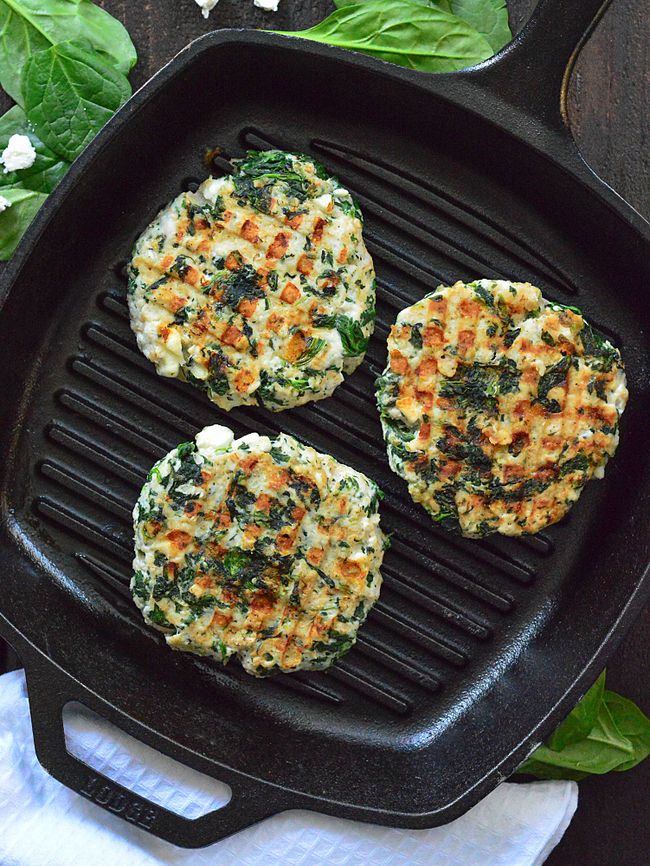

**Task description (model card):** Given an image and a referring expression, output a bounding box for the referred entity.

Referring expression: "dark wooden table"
[1,0,648,862]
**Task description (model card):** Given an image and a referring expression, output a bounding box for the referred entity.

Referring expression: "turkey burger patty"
[376,279,627,538]
[128,150,376,411]
[132,424,385,675]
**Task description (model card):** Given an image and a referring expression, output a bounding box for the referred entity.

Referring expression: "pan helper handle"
[19,641,295,847]
[471,0,614,124]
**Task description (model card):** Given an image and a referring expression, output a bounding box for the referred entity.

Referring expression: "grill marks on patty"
[132,432,385,675]
[128,151,375,412]
[377,280,627,538]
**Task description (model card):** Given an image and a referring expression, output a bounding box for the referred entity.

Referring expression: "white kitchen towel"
[0,669,577,866]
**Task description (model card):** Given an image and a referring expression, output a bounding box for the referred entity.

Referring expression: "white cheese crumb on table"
[195,0,280,15]
[1,134,36,172]
[195,0,219,18]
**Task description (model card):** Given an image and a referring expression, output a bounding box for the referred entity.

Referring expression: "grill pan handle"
[15,636,295,847]
[472,0,613,124]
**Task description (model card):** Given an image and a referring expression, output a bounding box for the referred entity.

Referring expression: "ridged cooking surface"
[29,130,619,720]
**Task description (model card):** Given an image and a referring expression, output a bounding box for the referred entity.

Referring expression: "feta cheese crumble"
[194,0,219,18]
[195,424,234,460]
[1,134,36,173]
[195,0,279,15]
[0,195,11,212]
[315,193,333,211]
[200,177,222,204]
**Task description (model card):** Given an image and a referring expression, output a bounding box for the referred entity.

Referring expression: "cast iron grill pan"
[0,0,649,847]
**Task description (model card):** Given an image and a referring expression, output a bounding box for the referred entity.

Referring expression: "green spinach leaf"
[603,690,650,771]
[432,0,510,52]
[517,672,650,780]
[295,336,327,367]
[449,0,510,51]
[335,0,511,53]
[23,40,131,162]
[519,701,635,780]
[335,314,369,357]
[547,671,605,751]
[0,0,136,104]
[0,185,47,259]
[273,0,494,73]
[0,104,69,192]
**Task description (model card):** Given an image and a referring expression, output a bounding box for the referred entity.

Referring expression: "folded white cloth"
[0,669,577,866]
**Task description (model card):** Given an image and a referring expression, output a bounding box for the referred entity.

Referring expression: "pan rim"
[1,26,649,835]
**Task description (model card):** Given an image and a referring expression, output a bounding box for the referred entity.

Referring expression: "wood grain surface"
[1,1,648,863]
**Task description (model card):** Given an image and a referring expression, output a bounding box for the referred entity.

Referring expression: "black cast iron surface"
[0,0,649,848]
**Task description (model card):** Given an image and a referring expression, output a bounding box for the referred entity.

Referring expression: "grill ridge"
[382,499,536,584]
[270,673,344,706]
[60,386,167,457]
[47,422,144,486]
[72,357,197,439]
[339,370,382,413]
[328,664,411,715]
[382,569,491,640]
[388,539,514,613]
[518,533,554,555]
[376,276,419,309]
[348,192,512,283]
[77,551,130,580]
[40,460,133,522]
[355,634,441,692]
[372,604,467,667]
[76,552,133,598]
[35,497,131,559]
[365,236,451,289]
[294,402,385,461]
[327,380,378,424]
